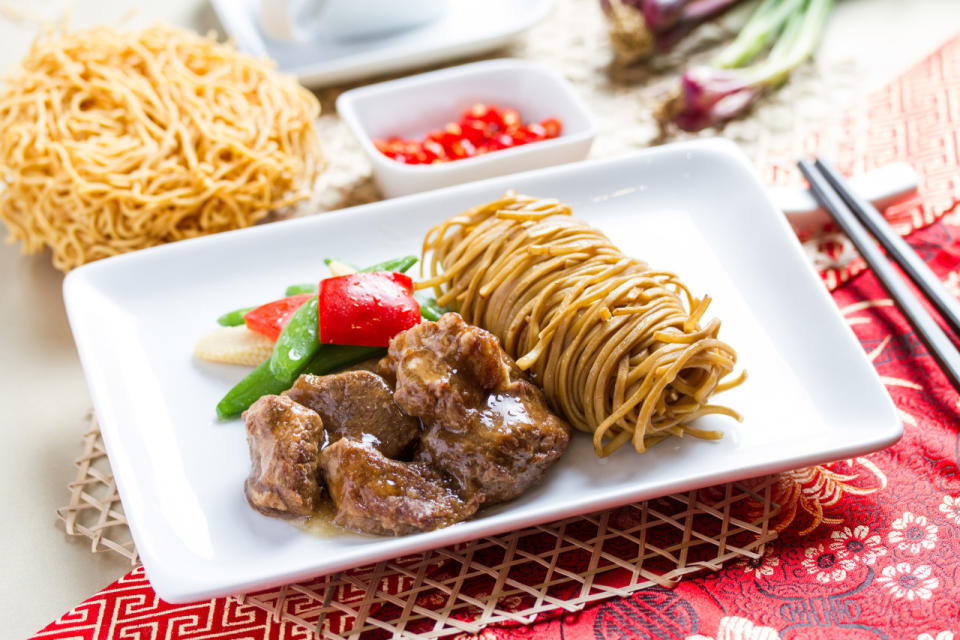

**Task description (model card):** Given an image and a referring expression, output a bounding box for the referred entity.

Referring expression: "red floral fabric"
[761,32,960,291]
[31,32,960,640]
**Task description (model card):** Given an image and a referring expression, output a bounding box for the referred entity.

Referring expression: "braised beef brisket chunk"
[244,313,572,534]
[339,357,383,374]
[243,394,328,518]
[283,370,419,459]
[320,438,481,536]
[384,313,571,505]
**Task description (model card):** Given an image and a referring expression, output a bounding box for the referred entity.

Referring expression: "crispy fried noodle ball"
[0,24,323,271]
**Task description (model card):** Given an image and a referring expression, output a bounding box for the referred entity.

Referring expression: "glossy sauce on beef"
[243,314,572,537]
[384,313,571,506]
[294,497,373,538]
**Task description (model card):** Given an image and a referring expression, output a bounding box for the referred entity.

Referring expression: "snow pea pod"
[217,306,255,327]
[362,255,417,274]
[418,296,448,322]
[216,345,384,420]
[218,257,417,325]
[284,283,316,296]
[268,255,419,383]
[269,295,320,383]
[215,359,290,420]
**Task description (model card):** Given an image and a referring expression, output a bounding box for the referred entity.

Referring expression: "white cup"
[259,0,446,42]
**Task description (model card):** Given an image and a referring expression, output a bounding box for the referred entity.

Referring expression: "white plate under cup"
[259,0,445,42]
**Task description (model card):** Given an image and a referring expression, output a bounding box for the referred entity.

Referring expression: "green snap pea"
[216,345,384,420]
[418,296,448,322]
[323,255,417,274]
[269,296,320,383]
[219,256,419,325]
[323,257,359,271]
[216,359,292,420]
[360,255,417,274]
[304,345,385,378]
[284,283,317,296]
[217,306,255,327]
[267,255,419,384]
[217,255,419,419]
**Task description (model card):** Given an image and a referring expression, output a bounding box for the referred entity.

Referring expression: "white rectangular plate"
[64,140,901,603]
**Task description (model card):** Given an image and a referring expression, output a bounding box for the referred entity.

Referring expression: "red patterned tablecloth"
[31,33,960,640]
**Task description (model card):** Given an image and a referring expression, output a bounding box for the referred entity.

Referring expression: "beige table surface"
[2,0,960,637]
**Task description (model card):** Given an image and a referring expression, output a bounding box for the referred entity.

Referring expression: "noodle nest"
[421,192,744,457]
[0,24,323,271]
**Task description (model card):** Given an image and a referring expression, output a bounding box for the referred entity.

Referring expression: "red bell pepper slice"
[244,293,313,341]
[317,272,421,347]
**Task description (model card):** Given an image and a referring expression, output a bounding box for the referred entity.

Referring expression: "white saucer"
[210,0,552,87]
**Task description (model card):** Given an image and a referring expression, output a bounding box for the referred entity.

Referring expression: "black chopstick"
[814,157,960,337]
[798,158,960,391]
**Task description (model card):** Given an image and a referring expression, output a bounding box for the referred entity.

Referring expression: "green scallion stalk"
[661,0,834,132]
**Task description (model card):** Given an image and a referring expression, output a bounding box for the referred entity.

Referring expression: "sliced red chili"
[373,104,562,165]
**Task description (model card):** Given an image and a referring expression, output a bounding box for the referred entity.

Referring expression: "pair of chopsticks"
[798,158,960,390]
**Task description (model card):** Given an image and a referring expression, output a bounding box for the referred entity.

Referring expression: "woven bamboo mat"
[58,414,780,639]
[56,416,137,565]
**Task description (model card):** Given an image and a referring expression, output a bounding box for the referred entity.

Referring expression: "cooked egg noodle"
[419,192,743,457]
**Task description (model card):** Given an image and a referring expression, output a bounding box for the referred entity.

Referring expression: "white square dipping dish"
[337,59,596,198]
[63,139,900,603]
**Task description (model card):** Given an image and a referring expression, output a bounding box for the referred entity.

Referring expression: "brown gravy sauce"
[292,495,376,539]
